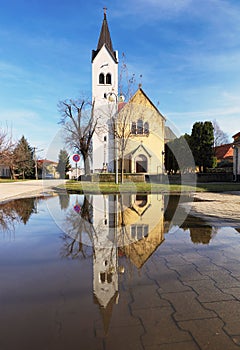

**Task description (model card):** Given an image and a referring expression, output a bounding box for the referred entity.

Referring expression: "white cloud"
[168,107,240,138]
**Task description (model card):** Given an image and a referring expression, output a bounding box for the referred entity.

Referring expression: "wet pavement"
[0,193,240,349]
[91,227,240,350]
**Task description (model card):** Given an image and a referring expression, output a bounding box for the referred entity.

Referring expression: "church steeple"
[92,9,117,62]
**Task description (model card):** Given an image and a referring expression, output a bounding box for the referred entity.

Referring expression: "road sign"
[72,154,80,163]
[74,204,81,213]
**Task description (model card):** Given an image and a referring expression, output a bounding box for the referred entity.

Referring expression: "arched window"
[135,194,148,207]
[135,154,147,173]
[100,272,105,283]
[106,73,112,85]
[137,119,143,134]
[144,122,149,135]
[131,121,137,134]
[99,73,104,84]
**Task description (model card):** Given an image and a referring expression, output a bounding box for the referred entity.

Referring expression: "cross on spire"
[103,7,107,17]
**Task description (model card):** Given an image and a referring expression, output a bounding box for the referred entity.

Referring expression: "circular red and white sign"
[72,154,80,162]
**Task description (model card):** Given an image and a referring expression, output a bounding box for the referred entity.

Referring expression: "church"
[91,10,165,176]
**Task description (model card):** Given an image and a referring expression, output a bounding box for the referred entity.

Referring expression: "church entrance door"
[135,155,148,173]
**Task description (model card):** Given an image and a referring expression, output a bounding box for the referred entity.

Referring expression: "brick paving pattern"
[94,228,240,349]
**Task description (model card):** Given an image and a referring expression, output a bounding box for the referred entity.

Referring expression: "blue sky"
[1,0,240,159]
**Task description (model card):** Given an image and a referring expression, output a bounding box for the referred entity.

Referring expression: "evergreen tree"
[56,149,71,178]
[190,121,214,172]
[165,134,194,174]
[13,136,34,179]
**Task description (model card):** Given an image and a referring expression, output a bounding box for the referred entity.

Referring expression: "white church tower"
[92,9,118,173]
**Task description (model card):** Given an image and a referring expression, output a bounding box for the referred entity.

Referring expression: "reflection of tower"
[92,195,119,332]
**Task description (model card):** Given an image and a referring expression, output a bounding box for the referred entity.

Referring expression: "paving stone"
[169,263,209,282]
[125,267,155,286]
[162,291,216,321]
[184,279,234,303]
[222,287,240,300]
[204,300,240,335]
[145,341,199,350]
[130,284,170,310]
[95,291,141,331]
[179,318,240,350]
[156,273,191,293]
[212,260,240,277]
[177,252,211,265]
[232,336,240,346]
[164,254,188,267]
[198,268,240,288]
[134,306,192,347]
[102,325,144,350]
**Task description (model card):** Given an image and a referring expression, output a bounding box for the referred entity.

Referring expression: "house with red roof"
[233,132,240,181]
[214,143,233,165]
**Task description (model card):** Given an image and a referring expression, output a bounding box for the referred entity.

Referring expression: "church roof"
[92,12,117,63]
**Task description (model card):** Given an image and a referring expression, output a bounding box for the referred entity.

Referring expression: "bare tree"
[108,101,135,183]
[0,126,16,178]
[58,99,99,175]
[213,120,229,148]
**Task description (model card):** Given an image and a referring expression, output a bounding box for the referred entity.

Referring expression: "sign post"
[72,154,80,180]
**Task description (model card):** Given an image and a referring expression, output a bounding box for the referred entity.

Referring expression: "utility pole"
[33,147,44,180]
[33,147,38,180]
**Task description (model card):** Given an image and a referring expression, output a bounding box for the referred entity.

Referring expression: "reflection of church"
[92,193,165,331]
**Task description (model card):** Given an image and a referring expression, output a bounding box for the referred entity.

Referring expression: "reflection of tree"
[14,198,36,224]
[0,198,37,232]
[189,226,217,244]
[60,195,94,259]
[58,193,70,210]
[164,194,222,244]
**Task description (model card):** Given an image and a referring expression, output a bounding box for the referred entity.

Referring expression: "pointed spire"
[92,9,117,62]
[97,9,114,52]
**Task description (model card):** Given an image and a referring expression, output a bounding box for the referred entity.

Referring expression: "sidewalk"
[0,179,66,203]
[182,191,240,224]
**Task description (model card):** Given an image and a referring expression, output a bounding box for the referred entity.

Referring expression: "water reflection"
[0,197,37,232]
[1,194,240,348]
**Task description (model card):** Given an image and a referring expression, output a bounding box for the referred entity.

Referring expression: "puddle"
[0,194,240,349]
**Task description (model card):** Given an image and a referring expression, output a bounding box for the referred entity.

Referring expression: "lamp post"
[161,150,165,183]
[104,92,119,184]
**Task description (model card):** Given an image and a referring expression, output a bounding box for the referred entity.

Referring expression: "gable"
[130,144,152,158]
[129,88,166,121]
[92,44,118,64]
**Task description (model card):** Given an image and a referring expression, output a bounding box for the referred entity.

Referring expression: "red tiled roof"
[214,143,233,160]
[233,132,240,140]
[37,159,57,165]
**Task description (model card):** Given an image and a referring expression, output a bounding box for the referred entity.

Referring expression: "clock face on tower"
[100,63,108,68]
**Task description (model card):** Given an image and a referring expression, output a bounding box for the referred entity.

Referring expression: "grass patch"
[0,179,30,183]
[58,180,240,194]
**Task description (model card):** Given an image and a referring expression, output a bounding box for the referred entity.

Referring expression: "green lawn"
[60,181,240,194]
[0,179,29,183]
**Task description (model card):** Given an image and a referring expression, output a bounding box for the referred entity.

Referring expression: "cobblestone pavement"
[93,228,240,350]
[182,191,240,223]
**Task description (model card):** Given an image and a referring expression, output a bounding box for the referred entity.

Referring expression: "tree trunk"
[120,150,124,184]
[83,153,91,175]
